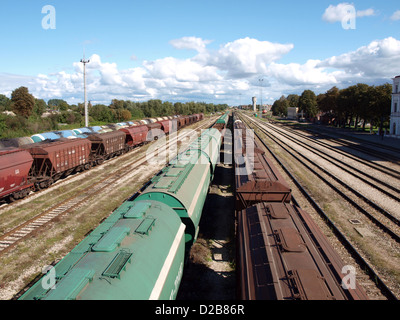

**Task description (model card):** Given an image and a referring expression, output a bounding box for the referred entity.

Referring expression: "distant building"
[252,97,257,112]
[287,107,298,120]
[390,75,400,138]
[1,111,16,117]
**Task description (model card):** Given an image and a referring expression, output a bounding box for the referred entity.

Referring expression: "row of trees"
[271,83,392,130]
[0,86,228,139]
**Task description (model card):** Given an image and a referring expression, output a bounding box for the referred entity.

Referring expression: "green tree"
[286,94,299,108]
[90,104,114,123]
[11,86,35,118]
[271,96,289,116]
[33,98,47,117]
[298,90,318,118]
[58,101,69,112]
[0,94,11,111]
[48,99,68,110]
[369,83,392,132]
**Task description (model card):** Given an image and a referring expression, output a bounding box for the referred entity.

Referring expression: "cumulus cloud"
[391,10,400,21]
[318,37,400,80]
[170,36,212,52]
[322,3,375,23]
[144,57,221,83]
[268,60,338,86]
[206,37,294,78]
[2,35,399,106]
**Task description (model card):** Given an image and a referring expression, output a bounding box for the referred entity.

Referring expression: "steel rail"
[276,122,400,179]
[239,113,398,300]
[249,117,400,239]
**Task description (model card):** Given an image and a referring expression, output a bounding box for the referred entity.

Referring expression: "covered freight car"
[22,138,92,189]
[145,123,164,141]
[0,148,34,202]
[119,125,148,149]
[177,117,186,130]
[156,120,171,135]
[87,131,126,165]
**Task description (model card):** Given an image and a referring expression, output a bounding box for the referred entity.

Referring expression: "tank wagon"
[233,113,368,300]
[19,126,222,300]
[213,111,229,131]
[136,128,222,249]
[0,114,204,203]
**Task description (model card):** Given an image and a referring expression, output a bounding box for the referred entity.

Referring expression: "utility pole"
[80,56,90,127]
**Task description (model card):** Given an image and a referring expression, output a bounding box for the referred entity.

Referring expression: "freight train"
[0,114,204,203]
[18,112,229,300]
[233,113,368,300]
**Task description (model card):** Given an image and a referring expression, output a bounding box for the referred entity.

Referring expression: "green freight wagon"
[19,200,186,300]
[136,128,222,249]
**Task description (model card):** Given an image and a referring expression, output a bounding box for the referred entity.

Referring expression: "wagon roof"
[86,130,126,142]
[22,138,90,155]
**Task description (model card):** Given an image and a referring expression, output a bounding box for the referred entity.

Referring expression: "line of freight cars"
[18,113,229,300]
[0,114,203,148]
[0,114,204,203]
[233,113,369,300]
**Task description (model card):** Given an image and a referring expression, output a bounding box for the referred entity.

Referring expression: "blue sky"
[0,0,399,105]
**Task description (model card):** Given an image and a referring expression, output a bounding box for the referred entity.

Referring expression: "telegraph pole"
[80,56,90,127]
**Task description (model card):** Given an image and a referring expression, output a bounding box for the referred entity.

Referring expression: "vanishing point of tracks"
[241,113,400,300]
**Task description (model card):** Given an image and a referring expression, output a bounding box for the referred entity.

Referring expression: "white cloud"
[357,8,375,17]
[322,3,375,23]
[323,3,355,23]
[1,36,399,106]
[206,37,294,78]
[170,36,212,52]
[391,10,400,21]
[268,60,338,86]
[318,37,400,79]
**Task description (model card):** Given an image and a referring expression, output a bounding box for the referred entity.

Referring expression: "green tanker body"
[215,112,229,125]
[19,200,186,300]
[136,128,221,248]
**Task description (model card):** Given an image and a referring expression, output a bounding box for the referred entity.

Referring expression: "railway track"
[275,122,400,180]
[267,124,400,203]
[234,114,368,300]
[240,113,399,300]
[303,125,400,165]
[250,120,400,241]
[0,118,216,257]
